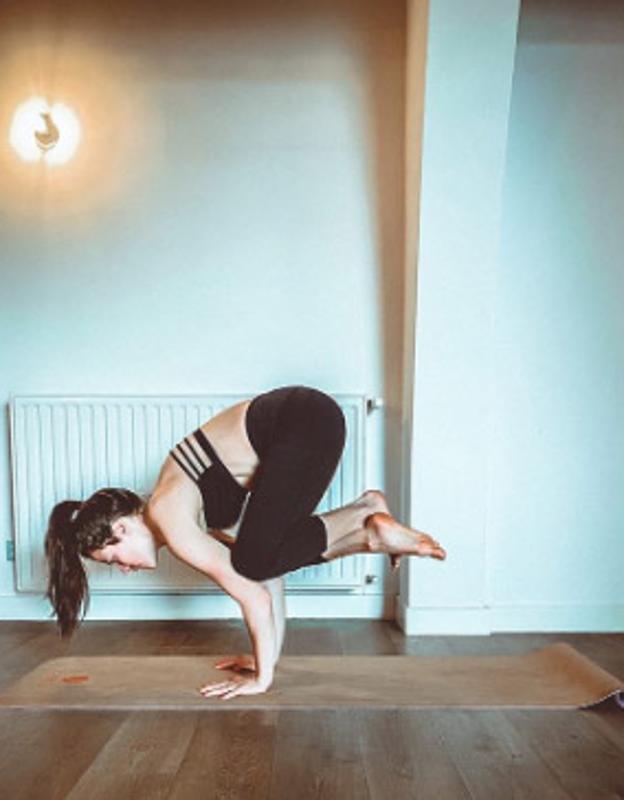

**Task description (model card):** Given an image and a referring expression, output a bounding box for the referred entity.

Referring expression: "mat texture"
[1,642,622,710]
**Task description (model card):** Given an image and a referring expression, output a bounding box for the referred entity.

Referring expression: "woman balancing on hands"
[45,385,446,700]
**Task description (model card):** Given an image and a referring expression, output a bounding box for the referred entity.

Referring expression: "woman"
[45,384,446,700]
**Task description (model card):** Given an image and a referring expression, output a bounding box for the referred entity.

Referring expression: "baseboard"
[0,592,394,621]
[3,594,622,632]
[396,598,624,634]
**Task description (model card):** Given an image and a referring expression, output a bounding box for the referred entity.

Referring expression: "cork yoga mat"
[1,643,622,710]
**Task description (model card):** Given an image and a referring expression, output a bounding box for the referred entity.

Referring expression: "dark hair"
[44,487,144,639]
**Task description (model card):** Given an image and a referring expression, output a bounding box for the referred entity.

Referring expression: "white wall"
[399,0,521,634]
[0,0,406,619]
[488,0,624,628]
[400,0,623,633]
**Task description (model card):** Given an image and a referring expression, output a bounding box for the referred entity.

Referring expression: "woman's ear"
[110,517,128,539]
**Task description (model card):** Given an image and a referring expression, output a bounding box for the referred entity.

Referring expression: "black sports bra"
[169,427,248,529]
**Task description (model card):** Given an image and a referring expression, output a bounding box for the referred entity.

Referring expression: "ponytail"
[44,500,90,639]
[44,487,144,639]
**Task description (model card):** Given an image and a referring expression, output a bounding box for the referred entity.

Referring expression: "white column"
[398,0,520,634]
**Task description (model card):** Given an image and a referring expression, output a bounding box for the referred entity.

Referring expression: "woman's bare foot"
[364,512,447,562]
[358,490,407,570]
[358,491,413,570]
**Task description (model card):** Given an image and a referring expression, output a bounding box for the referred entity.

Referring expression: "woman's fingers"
[200,683,228,696]
[199,677,259,700]
[200,680,237,696]
[214,654,255,672]
[221,687,245,700]
[200,676,271,701]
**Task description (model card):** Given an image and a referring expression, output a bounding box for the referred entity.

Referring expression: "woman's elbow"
[219,558,273,609]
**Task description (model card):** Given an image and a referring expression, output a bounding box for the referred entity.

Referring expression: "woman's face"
[89,514,159,573]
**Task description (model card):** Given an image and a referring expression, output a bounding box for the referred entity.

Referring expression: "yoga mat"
[0,643,622,710]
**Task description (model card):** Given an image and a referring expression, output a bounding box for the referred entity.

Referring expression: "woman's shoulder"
[147,466,201,524]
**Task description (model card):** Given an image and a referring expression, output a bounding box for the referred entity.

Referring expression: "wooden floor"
[0,621,622,799]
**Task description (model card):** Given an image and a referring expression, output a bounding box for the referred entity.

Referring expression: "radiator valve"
[366,397,384,414]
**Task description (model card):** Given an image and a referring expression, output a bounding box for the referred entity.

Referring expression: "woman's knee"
[231,546,273,582]
[294,389,345,442]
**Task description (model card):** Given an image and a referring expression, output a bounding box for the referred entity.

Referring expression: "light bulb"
[9,96,81,165]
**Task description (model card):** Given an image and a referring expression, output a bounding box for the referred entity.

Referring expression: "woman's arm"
[240,586,276,687]
[208,535,285,666]
[262,576,286,664]
[207,530,285,665]
[151,507,276,690]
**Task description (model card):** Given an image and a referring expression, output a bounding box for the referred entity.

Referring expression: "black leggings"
[230,386,346,581]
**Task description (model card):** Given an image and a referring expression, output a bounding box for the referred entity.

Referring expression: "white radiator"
[9,393,369,594]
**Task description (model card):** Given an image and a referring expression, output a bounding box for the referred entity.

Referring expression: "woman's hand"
[199,674,272,700]
[214,654,257,673]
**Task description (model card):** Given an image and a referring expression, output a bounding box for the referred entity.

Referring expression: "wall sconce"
[9,96,81,166]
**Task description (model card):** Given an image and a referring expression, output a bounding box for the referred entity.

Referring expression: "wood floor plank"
[67,620,182,656]
[337,619,400,655]
[445,709,576,800]
[315,708,371,799]
[506,709,624,800]
[385,626,456,656]
[0,709,124,800]
[0,621,49,652]
[0,628,72,690]
[168,709,277,800]
[269,709,348,800]
[359,708,472,800]
[283,618,344,656]
[63,711,198,800]
[582,706,624,755]
[432,710,524,800]
[156,619,250,656]
[441,633,551,657]
[268,707,370,799]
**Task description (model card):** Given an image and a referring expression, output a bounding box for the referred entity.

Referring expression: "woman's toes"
[364,512,447,561]
[414,533,447,560]
[430,545,447,560]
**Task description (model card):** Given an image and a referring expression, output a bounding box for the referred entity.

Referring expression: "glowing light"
[9,96,81,166]
[0,41,160,222]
